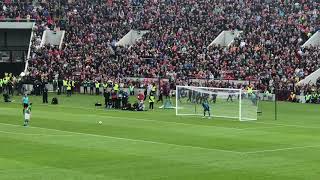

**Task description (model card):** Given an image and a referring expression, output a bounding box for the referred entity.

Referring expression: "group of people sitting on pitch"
[102,84,157,111]
[305,92,320,104]
[287,91,320,104]
[103,89,130,110]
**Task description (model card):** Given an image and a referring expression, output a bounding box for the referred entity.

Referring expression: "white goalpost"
[175,86,259,121]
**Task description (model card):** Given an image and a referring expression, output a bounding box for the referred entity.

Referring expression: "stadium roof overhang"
[0,22,35,29]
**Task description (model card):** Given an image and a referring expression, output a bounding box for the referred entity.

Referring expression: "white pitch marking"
[2,105,313,132]
[246,121,320,129]
[0,122,243,154]
[0,106,250,131]
[0,130,75,137]
[244,144,320,154]
[1,124,318,155]
[51,110,316,131]
[74,114,288,132]
[75,111,318,132]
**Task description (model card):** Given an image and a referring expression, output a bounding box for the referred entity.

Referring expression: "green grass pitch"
[0,94,320,180]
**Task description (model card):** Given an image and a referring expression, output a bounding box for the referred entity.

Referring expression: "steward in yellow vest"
[95,82,100,95]
[113,83,119,92]
[67,84,72,96]
[71,80,75,93]
[63,80,67,86]
[3,78,8,85]
[103,83,108,90]
[149,93,155,110]
[151,83,156,93]
[3,78,8,92]
[63,80,68,93]
[0,79,3,93]
[288,92,296,102]
[305,94,312,103]
[247,85,253,94]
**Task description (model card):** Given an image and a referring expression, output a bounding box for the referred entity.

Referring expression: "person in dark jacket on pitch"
[43,87,48,103]
[157,88,163,103]
[58,79,63,95]
[103,89,110,108]
[122,91,129,108]
[144,88,147,101]
[83,80,88,94]
[116,91,123,109]
[90,80,94,95]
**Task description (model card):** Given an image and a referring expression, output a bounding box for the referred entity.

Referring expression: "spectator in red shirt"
[137,91,145,102]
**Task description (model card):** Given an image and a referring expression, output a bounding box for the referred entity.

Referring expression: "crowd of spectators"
[1,0,320,95]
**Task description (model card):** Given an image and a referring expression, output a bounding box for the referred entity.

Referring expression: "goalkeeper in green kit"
[202,100,211,119]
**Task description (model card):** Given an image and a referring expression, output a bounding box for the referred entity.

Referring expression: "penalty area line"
[245,121,320,129]
[244,144,320,154]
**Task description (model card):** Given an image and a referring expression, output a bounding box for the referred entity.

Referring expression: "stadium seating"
[1,0,319,94]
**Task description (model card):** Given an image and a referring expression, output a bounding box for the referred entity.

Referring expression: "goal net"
[175,86,258,121]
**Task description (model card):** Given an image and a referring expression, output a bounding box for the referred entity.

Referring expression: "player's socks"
[207,112,211,119]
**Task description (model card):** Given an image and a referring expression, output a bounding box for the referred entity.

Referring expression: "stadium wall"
[302,31,320,47]
[116,30,149,47]
[208,30,242,47]
[298,68,320,85]
[40,30,65,49]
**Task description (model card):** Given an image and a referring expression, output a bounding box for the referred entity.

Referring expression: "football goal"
[175,86,259,121]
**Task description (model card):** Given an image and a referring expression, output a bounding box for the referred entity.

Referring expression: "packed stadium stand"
[0,0,319,99]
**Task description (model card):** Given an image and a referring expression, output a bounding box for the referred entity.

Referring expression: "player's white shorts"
[25,113,31,120]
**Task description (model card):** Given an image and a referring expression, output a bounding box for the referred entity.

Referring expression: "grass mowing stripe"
[0,106,263,132]
[50,112,320,132]
[0,122,243,154]
[2,123,315,154]
[2,95,320,179]
[2,105,247,131]
[0,130,76,136]
[6,101,319,131]
[2,105,307,132]
[36,109,320,131]
[0,157,113,180]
